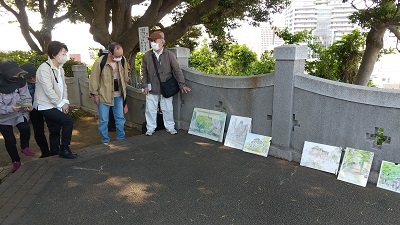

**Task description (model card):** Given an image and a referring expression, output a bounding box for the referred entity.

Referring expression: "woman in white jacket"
[35,41,76,159]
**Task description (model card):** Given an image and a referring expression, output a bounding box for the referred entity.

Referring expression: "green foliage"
[189,41,275,76]
[307,30,365,83]
[371,127,391,146]
[63,59,83,77]
[189,40,219,74]
[348,1,400,28]
[0,50,82,77]
[272,27,314,44]
[135,52,145,78]
[167,26,203,51]
[223,44,257,75]
[0,50,47,68]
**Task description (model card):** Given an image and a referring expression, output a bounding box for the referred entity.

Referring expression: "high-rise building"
[260,26,285,52]
[284,0,358,47]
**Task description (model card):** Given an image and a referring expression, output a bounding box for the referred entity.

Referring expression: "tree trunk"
[354,26,386,86]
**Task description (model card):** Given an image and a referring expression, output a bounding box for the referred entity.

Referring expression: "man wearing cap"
[89,42,130,143]
[141,31,191,136]
[0,60,35,172]
[21,62,51,158]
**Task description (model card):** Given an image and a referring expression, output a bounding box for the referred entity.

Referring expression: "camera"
[98,49,108,57]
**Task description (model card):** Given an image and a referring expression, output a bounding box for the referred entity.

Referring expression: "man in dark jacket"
[141,31,191,136]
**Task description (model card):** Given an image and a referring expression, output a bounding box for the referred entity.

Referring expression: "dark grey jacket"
[141,49,186,95]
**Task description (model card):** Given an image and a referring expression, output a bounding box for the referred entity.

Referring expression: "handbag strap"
[151,53,162,84]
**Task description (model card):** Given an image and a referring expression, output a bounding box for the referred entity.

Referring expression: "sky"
[0,12,102,63]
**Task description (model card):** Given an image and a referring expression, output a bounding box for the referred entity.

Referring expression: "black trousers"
[0,118,30,162]
[40,108,73,153]
[29,109,50,155]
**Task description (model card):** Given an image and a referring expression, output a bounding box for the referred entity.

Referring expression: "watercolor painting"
[377,160,400,193]
[337,147,374,187]
[300,141,342,174]
[224,115,252,150]
[242,133,271,157]
[188,108,227,142]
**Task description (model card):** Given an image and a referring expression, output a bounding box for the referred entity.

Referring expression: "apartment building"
[284,0,358,47]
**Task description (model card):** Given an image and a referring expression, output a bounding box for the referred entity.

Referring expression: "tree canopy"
[0,0,81,54]
[0,0,289,65]
[346,0,400,85]
[189,40,275,76]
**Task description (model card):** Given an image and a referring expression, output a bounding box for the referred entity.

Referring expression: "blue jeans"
[98,96,125,142]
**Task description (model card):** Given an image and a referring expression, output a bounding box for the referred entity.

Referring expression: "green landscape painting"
[377,161,400,194]
[337,147,374,187]
[188,108,227,142]
[242,133,271,157]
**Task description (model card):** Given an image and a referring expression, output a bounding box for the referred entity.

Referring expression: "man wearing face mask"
[141,31,191,136]
[35,41,77,159]
[89,42,130,143]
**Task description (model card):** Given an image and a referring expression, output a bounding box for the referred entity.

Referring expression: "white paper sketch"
[224,115,252,150]
[300,141,342,174]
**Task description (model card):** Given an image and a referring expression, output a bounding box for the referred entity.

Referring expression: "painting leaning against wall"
[188,108,227,142]
[377,160,400,194]
[337,147,374,187]
[300,141,342,175]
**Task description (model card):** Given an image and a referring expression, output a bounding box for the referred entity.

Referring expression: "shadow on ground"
[15,132,400,224]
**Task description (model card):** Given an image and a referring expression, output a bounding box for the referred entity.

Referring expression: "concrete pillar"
[72,65,88,107]
[168,47,190,67]
[272,45,308,152]
[167,47,190,130]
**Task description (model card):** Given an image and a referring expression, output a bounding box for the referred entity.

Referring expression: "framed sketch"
[300,141,342,174]
[188,108,227,142]
[377,160,400,194]
[224,115,252,150]
[337,147,374,187]
[242,133,271,157]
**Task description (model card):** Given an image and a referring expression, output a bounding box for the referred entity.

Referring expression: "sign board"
[138,27,150,52]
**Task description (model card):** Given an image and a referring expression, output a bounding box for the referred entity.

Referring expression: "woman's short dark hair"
[47,41,68,59]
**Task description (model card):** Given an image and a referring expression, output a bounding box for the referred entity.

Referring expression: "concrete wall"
[69,45,400,183]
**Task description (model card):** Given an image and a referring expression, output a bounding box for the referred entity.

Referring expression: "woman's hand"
[62,103,69,114]
[12,104,21,112]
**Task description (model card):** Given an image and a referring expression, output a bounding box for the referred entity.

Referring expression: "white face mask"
[57,55,68,64]
[151,42,160,51]
[113,57,122,62]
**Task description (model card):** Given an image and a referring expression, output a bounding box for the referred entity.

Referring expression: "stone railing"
[69,46,400,183]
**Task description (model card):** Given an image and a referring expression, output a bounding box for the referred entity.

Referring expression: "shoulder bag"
[151,54,180,98]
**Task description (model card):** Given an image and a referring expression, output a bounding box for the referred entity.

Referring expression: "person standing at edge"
[21,62,52,158]
[89,42,130,143]
[0,60,35,172]
[35,41,77,159]
[141,31,191,136]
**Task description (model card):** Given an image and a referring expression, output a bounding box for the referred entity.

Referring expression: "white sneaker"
[166,129,177,135]
[146,131,154,136]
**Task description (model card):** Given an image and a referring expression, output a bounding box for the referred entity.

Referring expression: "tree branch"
[0,0,43,52]
[163,0,221,43]
[388,25,400,40]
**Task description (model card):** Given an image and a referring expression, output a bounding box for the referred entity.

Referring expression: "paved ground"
[1,131,400,225]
